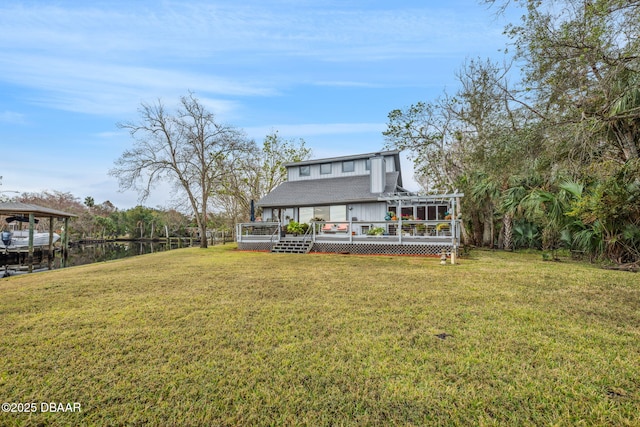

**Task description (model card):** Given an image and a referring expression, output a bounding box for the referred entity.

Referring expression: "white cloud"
[0,111,26,124]
[0,53,273,115]
[0,1,512,116]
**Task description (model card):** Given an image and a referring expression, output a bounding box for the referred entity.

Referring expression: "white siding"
[287,154,397,183]
[384,155,396,172]
[287,158,371,182]
[349,202,388,222]
[370,156,386,193]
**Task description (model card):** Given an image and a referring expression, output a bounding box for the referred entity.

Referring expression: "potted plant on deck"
[367,226,385,236]
[286,221,307,236]
[436,222,450,235]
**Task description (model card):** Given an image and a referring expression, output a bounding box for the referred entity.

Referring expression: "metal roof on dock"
[0,202,77,218]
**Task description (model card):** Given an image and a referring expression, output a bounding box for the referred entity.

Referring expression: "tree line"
[8,191,195,241]
[384,0,640,266]
[6,113,309,243]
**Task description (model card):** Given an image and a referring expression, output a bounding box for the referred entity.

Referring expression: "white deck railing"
[237,219,461,246]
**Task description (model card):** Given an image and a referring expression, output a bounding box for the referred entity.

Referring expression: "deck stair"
[271,238,313,254]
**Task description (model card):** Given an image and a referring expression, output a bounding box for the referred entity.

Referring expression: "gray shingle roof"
[257,172,400,207]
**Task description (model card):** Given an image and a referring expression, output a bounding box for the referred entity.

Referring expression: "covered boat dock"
[0,202,77,275]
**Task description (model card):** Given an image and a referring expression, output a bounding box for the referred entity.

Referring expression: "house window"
[320,163,332,174]
[330,205,347,222]
[401,207,413,218]
[299,205,347,223]
[299,207,314,224]
[342,161,355,173]
[299,165,310,177]
[437,205,448,219]
[314,206,330,220]
[365,159,371,171]
[427,206,436,220]
[426,205,448,220]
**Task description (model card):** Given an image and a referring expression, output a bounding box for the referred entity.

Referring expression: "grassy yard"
[0,246,639,426]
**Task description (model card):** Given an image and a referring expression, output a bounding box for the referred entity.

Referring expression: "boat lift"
[0,202,76,275]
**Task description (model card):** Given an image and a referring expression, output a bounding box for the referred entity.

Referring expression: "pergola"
[377,192,464,261]
[0,202,77,273]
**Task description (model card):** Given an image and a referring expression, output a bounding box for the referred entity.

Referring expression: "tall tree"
[213,131,311,225]
[385,58,537,246]
[384,99,461,191]
[492,0,640,165]
[84,196,95,211]
[110,92,255,248]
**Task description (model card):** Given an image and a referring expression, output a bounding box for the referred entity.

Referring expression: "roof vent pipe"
[370,155,386,193]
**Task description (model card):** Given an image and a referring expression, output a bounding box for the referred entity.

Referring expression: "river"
[61,241,196,268]
[1,240,201,275]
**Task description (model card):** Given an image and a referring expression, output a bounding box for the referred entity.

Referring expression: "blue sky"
[0,0,516,209]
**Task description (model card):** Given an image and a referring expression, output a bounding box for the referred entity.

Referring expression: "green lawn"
[1,246,639,426]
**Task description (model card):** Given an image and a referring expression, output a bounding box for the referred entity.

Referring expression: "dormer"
[285,150,402,188]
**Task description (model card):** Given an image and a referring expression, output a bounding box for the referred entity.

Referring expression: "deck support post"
[48,216,54,270]
[451,197,457,265]
[28,213,35,273]
[61,217,70,268]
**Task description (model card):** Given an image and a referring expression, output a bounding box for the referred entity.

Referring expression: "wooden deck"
[236,221,461,256]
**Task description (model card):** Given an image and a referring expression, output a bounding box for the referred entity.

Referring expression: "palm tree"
[607,68,640,161]
[496,173,544,251]
[514,180,584,258]
[468,172,500,248]
[564,163,640,264]
[500,184,528,251]
[84,196,95,212]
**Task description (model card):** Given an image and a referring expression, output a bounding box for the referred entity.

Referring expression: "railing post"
[450,196,457,262]
[398,199,402,244]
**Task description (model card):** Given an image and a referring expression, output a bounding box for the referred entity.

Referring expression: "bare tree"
[212,130,311,225]
[110,92,255,248]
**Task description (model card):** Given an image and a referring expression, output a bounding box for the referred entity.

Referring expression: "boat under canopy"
[0,201,76,274]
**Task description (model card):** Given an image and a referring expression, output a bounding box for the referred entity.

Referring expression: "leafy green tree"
[122,206,162,239]
[384,99,461,191]
[499,172,546,250]
[478,0,640,264]
[94,216,116,240]
[213,130,311,226]
[565,161,640,263]
[490,0,640,165]
[158,209,191,238]
[84,196,95,211]
[385,58,539,246]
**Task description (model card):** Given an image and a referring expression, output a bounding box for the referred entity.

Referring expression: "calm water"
[61,241,193,268]
[1,241,197,273]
